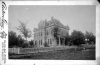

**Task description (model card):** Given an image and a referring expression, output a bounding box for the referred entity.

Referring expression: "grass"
[9,45,95,60]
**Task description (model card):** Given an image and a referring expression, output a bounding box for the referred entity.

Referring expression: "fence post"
[14,48,15,53]
[18,48,20,54]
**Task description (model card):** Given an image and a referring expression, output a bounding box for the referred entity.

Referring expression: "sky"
[9,5,96,40]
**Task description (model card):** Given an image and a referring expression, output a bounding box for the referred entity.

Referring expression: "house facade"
[34,17,70,47]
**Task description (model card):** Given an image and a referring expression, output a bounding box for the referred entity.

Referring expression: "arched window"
[35,41,37,46]
[62,31,63,35]
[39,32,40,36]
[38,32,39,37]
[48,30,49,35]
[48,39,49,44]
[41,31,42,36]
[37,33,38,37]
[39,32,41,36]
[35,41,36,44]
[49,30,50,35]
[47,30,48,35]
[40,40,41,45]
[38,32,40,36]
[39,40,40,45]
[34,34,35,38]
[41,40,42,45]
[50,39,52,44]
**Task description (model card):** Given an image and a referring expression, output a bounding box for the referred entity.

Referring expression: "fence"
[9,48,20,54]
[9,46,78,54]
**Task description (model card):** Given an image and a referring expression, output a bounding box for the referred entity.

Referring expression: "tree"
[9,31,18,48]
[85,31,95,44]
[29,40,34,48]
[71,30,85,45]
[65,35,71,45]
[17,35,24,47]
[9,31,25,48]
[51,26,60,45]
[16,20,31,43]
[44,42,49,47]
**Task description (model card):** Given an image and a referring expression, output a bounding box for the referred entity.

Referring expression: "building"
[34,17,70,47]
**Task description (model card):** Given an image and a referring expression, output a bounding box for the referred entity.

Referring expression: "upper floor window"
[37,33,38,37]
[47,30,48,35]
[41,31,42,36]
[38,32,40,36]
[39,32,40,37]
[39,40,40,45]
[34,33,36,38]
[50,39,52,44]
[48,30,49,35]
[36,33,37,37]
[39,32,41,36]
[62,31,63,35]
[48,39,49,44]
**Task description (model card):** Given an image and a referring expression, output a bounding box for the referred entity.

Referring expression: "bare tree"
[16,20,31,43]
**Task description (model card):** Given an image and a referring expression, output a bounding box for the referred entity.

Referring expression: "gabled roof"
[34,17,70,32]
[47,17,69,29]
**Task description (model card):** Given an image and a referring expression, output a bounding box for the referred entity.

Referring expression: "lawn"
[9,45,95,60]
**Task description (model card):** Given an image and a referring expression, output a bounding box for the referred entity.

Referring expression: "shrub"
[29,40,34,48]
[44,42,49,47]
[85,31,95,44]
[65,35,71,45]
[9,31,19,48]
[70,30,85,46]
[20,43,29,48]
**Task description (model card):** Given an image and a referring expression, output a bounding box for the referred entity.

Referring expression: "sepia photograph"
[8,5,96,60]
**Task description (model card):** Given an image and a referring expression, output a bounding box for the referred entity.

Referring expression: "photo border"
[0,1,100,65]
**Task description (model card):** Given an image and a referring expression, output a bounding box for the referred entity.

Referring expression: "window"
[40,40,41,45]
[39,32,40,36]
[34,34,35,38]
[41,40,42,45]
[48,30,49,35]
[35,41,36,44]
[50,39,52,44]
[48,39,49,44]
[49,30,51,35]
[41,31,42,36]
[38,32,39,37]
[62,31,63,35]
[39,32,41,36]
[39,40,40,45]
[37,33,38,37]
[47,31,48,35]
[38,33,39,37]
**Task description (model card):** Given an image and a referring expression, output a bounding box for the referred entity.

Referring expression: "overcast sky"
[9,5,96,40]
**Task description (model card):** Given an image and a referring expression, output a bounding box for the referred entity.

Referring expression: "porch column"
[63,38,65,45]
[59,37,61,46]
